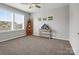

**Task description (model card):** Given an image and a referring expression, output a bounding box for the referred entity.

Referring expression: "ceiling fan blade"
[32,3,40,4]
[29,6,32,9]
[21,3,31,5]
[35,5,41,8]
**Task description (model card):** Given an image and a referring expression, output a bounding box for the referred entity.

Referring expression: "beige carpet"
[0,36,74,55]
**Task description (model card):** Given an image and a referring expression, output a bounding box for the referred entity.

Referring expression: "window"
[14,13,24,30]
[0,9,12,31]
[0,8,25,32]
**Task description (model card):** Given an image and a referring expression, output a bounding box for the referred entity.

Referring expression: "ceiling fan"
[21,3,41,9]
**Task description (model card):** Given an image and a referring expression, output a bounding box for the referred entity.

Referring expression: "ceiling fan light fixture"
[20,3,41,9]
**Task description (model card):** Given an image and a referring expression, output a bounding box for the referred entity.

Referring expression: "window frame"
[13,13,24,30]
[0,7,25,32]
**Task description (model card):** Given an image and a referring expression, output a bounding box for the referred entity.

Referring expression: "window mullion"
[22,16,24,29]
[11,13,13,30]
[11,13,15,30]
[13,13,15,30]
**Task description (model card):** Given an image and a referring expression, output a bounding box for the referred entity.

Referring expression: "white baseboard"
[33,35,69,41]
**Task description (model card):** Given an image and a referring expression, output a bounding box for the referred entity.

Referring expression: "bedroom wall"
[32,5,69,40]
[69,4,79,55]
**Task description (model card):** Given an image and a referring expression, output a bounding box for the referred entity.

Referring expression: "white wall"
[69,4,79,55]
[32,5,69,40]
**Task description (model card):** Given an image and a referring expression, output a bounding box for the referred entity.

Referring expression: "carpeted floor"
[0,36,74,55]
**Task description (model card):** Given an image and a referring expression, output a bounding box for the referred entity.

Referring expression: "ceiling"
[4,3,69,13]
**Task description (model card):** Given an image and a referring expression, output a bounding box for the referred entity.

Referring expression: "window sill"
[0,29,25,33]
